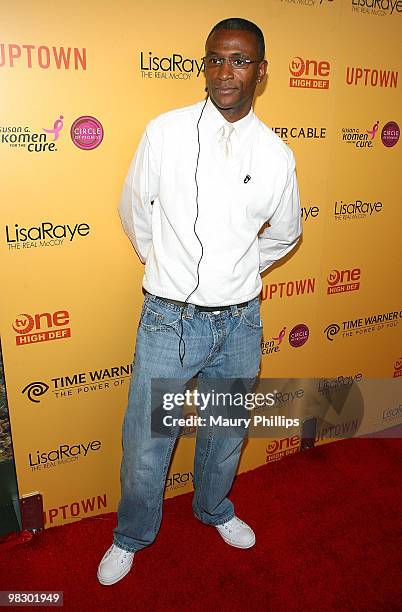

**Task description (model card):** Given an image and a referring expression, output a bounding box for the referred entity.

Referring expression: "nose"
[216,58,235,81]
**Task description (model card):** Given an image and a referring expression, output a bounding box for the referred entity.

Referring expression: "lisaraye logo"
[351,0,402,17]
[5,221,90,250]
[140,51,204,80]
[334,199,383,221]
[29,440,102,471]
[165,471,194,491]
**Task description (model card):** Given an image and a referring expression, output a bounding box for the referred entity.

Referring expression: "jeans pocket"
[140,300,182,333]
[240,300,263,330]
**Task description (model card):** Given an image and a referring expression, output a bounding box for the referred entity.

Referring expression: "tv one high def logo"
[289,56,330,89]
[394,358,402,379]
[327,268,361,294]
[12,310,71,346]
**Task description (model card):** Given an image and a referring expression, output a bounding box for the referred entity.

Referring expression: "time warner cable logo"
[324,309,401,341]
[21,363,133,402]
[22,381,50,402]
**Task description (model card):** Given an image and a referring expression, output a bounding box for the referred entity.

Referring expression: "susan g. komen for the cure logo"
[261,326,286,356]
[342,120,379,148]
[342,121,399,149]
[13,310,71,346]
[0,114,64,153]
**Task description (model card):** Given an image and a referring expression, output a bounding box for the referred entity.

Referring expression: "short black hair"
[206,18,265,61]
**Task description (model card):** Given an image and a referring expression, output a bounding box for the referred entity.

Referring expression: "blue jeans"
[113,293,262,552]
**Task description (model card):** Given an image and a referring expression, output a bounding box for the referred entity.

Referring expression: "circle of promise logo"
[70,116,104,150]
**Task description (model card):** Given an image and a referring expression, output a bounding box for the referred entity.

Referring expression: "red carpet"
[1,438,401,611]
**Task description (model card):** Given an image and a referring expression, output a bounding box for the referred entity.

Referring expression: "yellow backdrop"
[0,0,401,527]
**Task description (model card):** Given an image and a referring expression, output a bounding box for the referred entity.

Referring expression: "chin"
[211,93,238,110]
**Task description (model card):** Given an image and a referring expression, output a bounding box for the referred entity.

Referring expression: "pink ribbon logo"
[273,326,286,346]
[366,120,379,140]
[43,115,64,141]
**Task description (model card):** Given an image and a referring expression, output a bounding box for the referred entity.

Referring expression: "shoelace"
[222,518,245,533]
[106,546,131,563]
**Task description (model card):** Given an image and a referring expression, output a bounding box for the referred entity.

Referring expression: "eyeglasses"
[203,55,260,70]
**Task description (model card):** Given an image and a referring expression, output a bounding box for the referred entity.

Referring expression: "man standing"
[98,17,301,585]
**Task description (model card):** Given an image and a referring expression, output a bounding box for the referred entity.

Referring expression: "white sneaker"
[97,544,135,585]
[215,516,256,549]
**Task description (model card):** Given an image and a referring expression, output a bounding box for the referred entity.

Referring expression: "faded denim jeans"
[113,293,262,552]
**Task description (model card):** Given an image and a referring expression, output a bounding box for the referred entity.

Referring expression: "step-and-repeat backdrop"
[1,0,401,527]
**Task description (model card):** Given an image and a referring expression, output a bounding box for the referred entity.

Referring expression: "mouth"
[214,87,237,95]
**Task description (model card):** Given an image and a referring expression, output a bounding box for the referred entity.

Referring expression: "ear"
[257,59,268,83]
